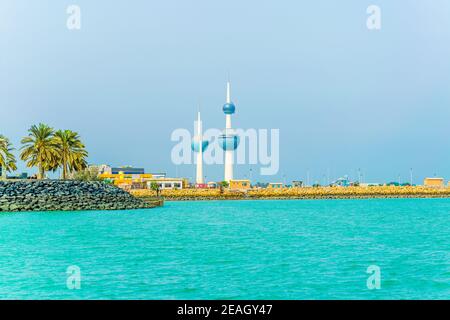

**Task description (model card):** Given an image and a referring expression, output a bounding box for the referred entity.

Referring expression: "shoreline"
[160,194,450,201]
[132,186,450,202]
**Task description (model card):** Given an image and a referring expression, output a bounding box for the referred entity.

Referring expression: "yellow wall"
[99,172,155,186]
[268,183,283,189]
[424,178,444,187]
[229,180,251,190]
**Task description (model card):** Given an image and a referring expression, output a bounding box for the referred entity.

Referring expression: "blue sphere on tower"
[218,81,240,181]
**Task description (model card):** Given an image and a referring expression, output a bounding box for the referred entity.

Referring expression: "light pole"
[410,168,413,185]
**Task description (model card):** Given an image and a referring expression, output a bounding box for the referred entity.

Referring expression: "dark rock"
[0,180,157,212]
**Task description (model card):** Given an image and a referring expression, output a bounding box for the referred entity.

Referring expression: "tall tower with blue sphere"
[191,111,209,185]
[218,81,240,182]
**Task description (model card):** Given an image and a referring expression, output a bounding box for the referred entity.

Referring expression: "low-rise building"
[229,180,251,190]
[149,179,185,190]
[111,166,144,175]
[331,177,350,187]
[268,182,284,189]
[292,181,303,188]
[97,165,186,190]
[424,177,444,188]
[207,182,218,189]
[99,171,153,184]
[151,173,167,179]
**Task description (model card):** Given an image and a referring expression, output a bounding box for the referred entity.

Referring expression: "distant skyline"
[2,1,450,183]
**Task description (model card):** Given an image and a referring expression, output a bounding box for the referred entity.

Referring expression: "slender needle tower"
[191,111,209,185]
[219,81,240,182]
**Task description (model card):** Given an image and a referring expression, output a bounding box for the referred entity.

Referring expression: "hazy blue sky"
[1,1,450,183]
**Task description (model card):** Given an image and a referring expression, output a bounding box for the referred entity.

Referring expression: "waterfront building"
[254,182,269,188]
[218,81,240,182]
[92,165,166,177]
[98,167,186,190]
[331,176,351,187]
[292,181,303,188]
[149,179,186,190]
[268,183,284,189]
[111,167,145,175]
[99,171,153,184]
[0,166,25,180]
[207,182,218,189]
[424,177,444,188]
[3,172,28,180]
[150,173,167,179]
[229,179,251,190]
[191,112,209,185]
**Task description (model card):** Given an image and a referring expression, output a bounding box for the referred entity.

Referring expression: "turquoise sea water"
[0,199,449,300]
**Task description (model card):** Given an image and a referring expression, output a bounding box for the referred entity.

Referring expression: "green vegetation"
[72,166,101,181]
[150,181,161,197]
[219,181,229,194]
[20,124,58,179]
[0,135,17,179]
[17,123,89,180]
[54,130,88,179]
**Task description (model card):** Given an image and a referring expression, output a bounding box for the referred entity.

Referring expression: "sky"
[1,0,450,184]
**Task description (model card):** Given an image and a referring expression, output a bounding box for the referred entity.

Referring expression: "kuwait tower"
[191,111,209,184]
[218,81,240,182]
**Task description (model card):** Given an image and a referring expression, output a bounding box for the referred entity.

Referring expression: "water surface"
[0,199,449,299]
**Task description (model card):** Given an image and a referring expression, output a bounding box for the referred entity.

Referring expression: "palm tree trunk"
[62,158,67,180]
[1,165,6,180]
[39,164,45,180]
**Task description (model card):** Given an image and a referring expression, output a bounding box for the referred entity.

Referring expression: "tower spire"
[191,109,209,185]
[197,111,201,136]
[219,79,239,182]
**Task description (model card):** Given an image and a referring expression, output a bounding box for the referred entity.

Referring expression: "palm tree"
[0,135,17,179]
[150,181,161,197]
[20,124,58,180]
[53,130,88,179]
[219,180,229,194]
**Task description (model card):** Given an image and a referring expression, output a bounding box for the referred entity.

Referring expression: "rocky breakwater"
[0,180,158,212]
